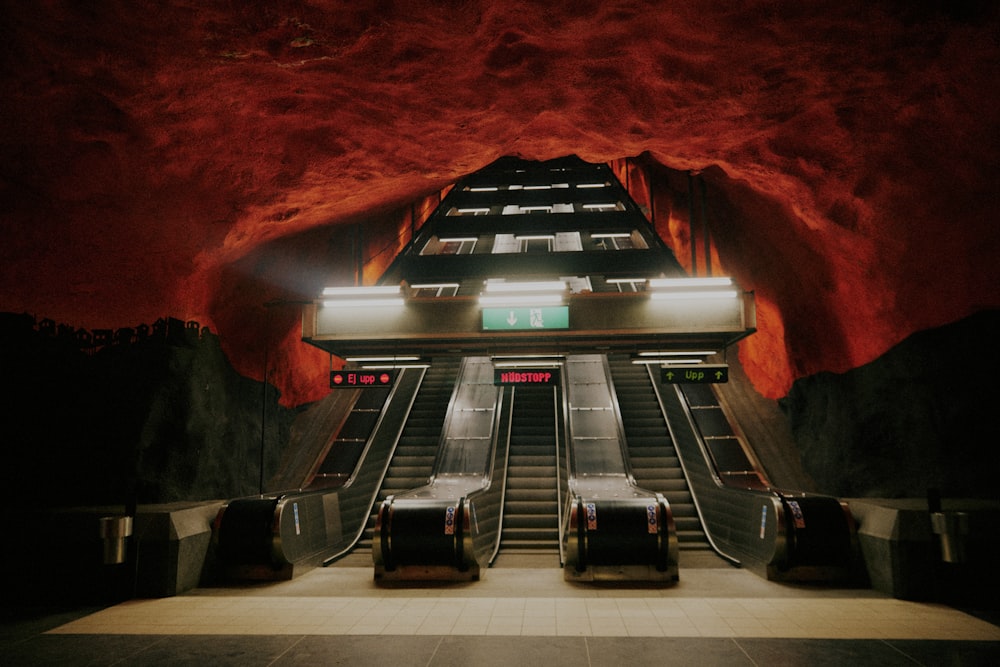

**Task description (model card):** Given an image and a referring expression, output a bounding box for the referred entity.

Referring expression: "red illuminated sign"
[330,370,395,388]
[493,368,561,386]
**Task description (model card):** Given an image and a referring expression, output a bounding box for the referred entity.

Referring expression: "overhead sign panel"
[660,364,729,384]
[494,368,561,386]
[330,370,396,388]
[481,306,569,331]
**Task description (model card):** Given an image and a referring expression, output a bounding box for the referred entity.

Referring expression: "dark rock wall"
[0,314,294,508]
[781,310,1000,498]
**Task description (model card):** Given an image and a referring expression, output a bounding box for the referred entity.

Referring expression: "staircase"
[608,357,710,551]
[500,384,561,552]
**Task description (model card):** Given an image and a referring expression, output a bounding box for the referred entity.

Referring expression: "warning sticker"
[760,504,768,539]
[647,504,658,534]
[445,506,456,535]
[787,500,806,529]
[586,503,597,530]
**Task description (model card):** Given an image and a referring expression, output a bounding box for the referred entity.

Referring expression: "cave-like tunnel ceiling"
[2,1,999,406]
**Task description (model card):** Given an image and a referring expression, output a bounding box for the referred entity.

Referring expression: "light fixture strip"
[637,351,716,357]
[322,298,405,308]
[631,358,704,365]
[322,285,401,296]
[485,280,566,293]
[479,294,564,307]
[649,290,738,300]
[647,277,733,288]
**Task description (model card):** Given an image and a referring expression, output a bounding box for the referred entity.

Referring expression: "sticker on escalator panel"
[445,506,455,535]
[586,503,597,530]
[787,500,806,529]
[647,504,658,534]
[760,504,767,539]
[293,502,301,536]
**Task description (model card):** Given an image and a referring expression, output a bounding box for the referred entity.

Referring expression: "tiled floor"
[4,557,999,666]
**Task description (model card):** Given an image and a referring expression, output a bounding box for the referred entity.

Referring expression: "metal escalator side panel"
[431,357,501,480]
[563,354,630,482]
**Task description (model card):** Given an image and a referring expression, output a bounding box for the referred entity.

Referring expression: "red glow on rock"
[2,2,999,405]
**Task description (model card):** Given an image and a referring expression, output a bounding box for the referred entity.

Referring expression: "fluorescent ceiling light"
[485,280,566,293]
[322,285,401,296]
[469,186,498,192]
[492,354,565,360]
[322,298,405,307]
[648,277,733,288]
[479,294,564,307]
[576,182,609,188]
[631,358,704,365]
[649,290,738,300]
[346,356,420,362]
[592,233,631,239]
[637,351,716,357]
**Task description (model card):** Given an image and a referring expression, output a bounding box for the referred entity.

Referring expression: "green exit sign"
[660,365,729,384]
[482,306,569,331]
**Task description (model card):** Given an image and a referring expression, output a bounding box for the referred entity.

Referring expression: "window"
[582,202,625,212]
[591,231,647,250]
[501,203,574,215]
[517,235,554,253]
[553,232,583,252]
[563,275,593,294]
[410,283,460,297]
[420,236,478,255]
[446,207,491,216]
[606,278,647,293]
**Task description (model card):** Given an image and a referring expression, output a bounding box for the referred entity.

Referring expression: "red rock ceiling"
[2,1,999,406]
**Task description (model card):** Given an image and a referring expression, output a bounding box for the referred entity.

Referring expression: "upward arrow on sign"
[660,364,729,384]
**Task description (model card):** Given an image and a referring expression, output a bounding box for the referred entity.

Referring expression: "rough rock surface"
[781,309,1000,499]
[2,1,999,407]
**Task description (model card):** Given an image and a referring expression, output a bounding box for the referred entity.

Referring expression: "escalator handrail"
[481,385,513,565]
[552,381,567,566]
[343,367,425,489]
[602,354,646,489]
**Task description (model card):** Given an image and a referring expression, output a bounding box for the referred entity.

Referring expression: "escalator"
[561,354,679,582]
[649,366,858,582]
[307,385,393,489]
[215,365,426,578]
[498,384,561,555]
[372,357,508,580]
[359,357,461,551]
[608,356,709,553]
